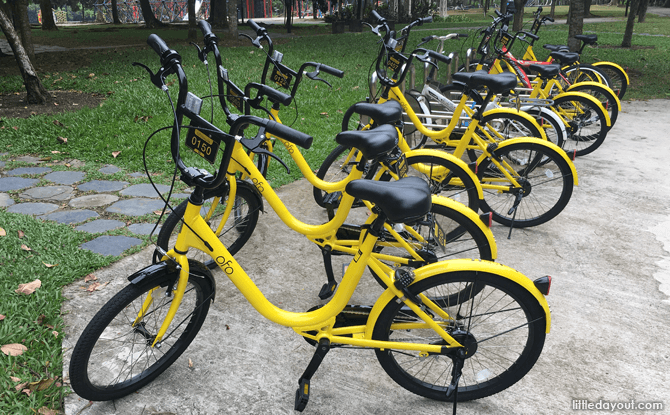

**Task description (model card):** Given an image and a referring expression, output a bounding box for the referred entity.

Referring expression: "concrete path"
[0,157,187,256]
[61,100,670,415]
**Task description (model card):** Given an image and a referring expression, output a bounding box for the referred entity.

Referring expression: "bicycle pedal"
[323,191,342,208]
[318,281,337,300]
[294,379,310,412]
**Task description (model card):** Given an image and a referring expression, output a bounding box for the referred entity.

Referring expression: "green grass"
[1,8,669,412]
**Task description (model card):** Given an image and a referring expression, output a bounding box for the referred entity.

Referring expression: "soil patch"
[0,90,105,119]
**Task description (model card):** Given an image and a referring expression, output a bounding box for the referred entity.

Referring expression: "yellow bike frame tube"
[151,252,190,345]
[478,107,548,141]
[364,259,552,336]
[565,81,621,111]
[214,176,236,236]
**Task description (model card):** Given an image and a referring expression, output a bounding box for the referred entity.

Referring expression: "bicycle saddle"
[528,63,561,79]
[335,124,398,160]
[574,34,598,44]
[549,51,580,65]
[350,100,403,125]
[452,71,517,95]
[543,44,570,52]
[345,177,431,224]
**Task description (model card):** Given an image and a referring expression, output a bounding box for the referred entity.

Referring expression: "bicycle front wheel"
[69,260,214,401]
[592,62,628,99]
[468,111,546,162]
[551,93,609,157]
[373,270,546,402]
[313,144,363,208]
[157,185,261,269]
[478,141,574,227]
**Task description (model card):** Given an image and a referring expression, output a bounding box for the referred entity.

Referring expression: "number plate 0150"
[186,128,220,164]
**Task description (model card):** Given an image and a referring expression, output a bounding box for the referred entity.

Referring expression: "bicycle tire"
[551,93,609,157]
[373,270,546,402]
[69,260,214,401]
[312,144,362,208]
[157,186,261,269]
[592,62,628,99]
[478,141,574,227]
[521,107,566,149]
[567,83,619,128]
[562,63,612,89]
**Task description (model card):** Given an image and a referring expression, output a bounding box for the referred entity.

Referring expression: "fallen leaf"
[84,274,97,282]
[15,279,41,295]
[0,227,5,236]
[88,73,95,78]
[86,281,109,292]
[50,150,61,154]
[36,314,46,325]
[0,314,5,321]
[22,388,31,396]
[10,376,21,382]
[28,378,55,392]
[65,163,71,167]
[112,151,121,158]
[52,331,59,338]
[1,343,27,356]
[57,136,68,144]
[38,407,59,415]
[21,244,32,251]
[154,210,163,215]
[43,262,58,268]
[14,381,29,391]
[320,112,328,115]
[12,126,18,130]
[18,230,24,238]
[39,157,52,162]
[53,102,58,106]
[52,120,66,128]
[188,358,194,368]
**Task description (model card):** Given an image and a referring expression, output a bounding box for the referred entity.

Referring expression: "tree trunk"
[0,6,52,104]
[513,0,524,30]
[501,0,507,15]
[637,0,649,22]
[621,0,639,46]
[285,0,292,32]
[9,0,34,61]
[138,0,164,27]
[209,0,228,29]
[227,0,238,37]
[567,0,584,51]
[111,0,120,23]
[550,0,557,18]
[583,0,592,18]
[39,0,57,30]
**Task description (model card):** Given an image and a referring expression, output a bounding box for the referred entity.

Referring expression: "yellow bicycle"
[68,35,552,413]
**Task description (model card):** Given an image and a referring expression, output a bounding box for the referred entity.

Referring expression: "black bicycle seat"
[335,124,398,160]
[345,177,431,224]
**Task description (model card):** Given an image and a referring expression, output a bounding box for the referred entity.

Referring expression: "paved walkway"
[0,154,187,256]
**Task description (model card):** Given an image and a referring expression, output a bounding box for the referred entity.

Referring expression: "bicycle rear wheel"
[478,141,574,227]
[373,270,546,402]
[467,111,546,162]
[157,186,261,269]
[592,62,628,99]
[69,260,214,401]
[551,93,609,157]
[568,83,619,127]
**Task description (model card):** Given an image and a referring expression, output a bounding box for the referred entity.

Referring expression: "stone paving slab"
[0,177,39,191]
[39,209,99,224]
[98,165,121,174]
[7,202,59,215]
[45,171,86,185]
[69,194,119,208]
[120,183,171,198]
[20,185,75,201]
[80,235,143,256]
[0,161,5,169]
[106,198,166,216]
[75,219,126,233]
[128,223,161,235]
[6,167,53,176]
[0,193,14,207]
[77,180,128,192]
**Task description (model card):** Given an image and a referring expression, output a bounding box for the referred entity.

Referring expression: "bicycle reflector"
[479,212,493,227]
[533,276,551,295]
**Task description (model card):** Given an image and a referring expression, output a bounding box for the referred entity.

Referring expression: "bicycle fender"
[592,62,630,85]
[431,194,497,260]
[565,81,621,110]
[552,91,611,127]
[481,107,548,141]
[127,260,216,300]
[364,260,551,336]
[404,148,484,200]
[495,137,579,185]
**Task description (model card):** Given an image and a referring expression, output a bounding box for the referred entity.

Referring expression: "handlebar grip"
[147,34,170,58]
[265,120,313,149]
[319,63,345,78]
[522,31,540,41]
[459,33,469,38]
[248,19,262,33]
[495,9,502,16]
[198,20,213,36]
[545,16,554,22]
[420,16,433,25]
[255,83,293,106]
[427,50,452,64]
[371,9,384,23]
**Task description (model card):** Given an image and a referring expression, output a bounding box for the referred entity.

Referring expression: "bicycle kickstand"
[507,191,523,239]
[318,246,338,300]
[295,338,331,412]
[445,348,466,415]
